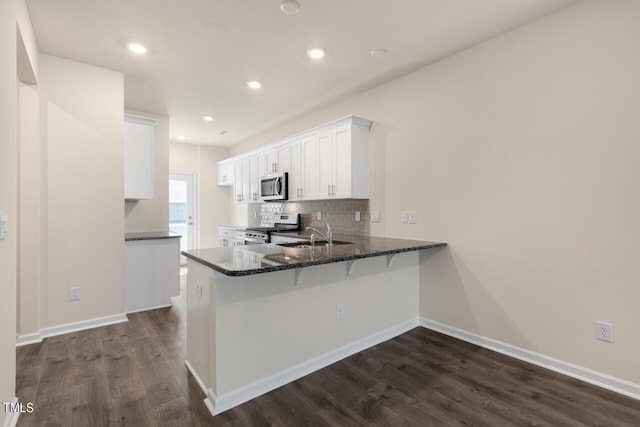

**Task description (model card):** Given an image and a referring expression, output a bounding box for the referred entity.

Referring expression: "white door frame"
[169,173,197,264]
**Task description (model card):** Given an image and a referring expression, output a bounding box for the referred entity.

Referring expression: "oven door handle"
[244,238,266,244]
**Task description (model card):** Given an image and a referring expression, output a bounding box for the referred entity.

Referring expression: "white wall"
[231,0,640,386]
[170,142,231,248]
[0,0,38,423]
[124,109,170,233]
[18,81,40,337]
[39,54,125,328]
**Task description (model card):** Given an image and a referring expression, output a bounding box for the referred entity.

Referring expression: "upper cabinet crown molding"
[217,115,372,166]
[124,114,158,200]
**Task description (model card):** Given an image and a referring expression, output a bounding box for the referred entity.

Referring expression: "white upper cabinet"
[248,155,260,203]
[217,162,234,186]
[257,150,271,180]
[273,144,290,174]
[232,156,261,204]
[217,115,372,202]
[233,159,244,203]
[319,123,369,199]
[124,114,157,200]
[287,140,302,201]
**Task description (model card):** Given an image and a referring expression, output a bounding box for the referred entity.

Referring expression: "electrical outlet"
[596,321,614,343]
[371,211,380,223]
[195,285,203,299]
[409,211,417,224]
[316,211,322,220]
[336,303,345,321]
[69,287,81,301]
[401,211,408,223]
[355,211,361,222]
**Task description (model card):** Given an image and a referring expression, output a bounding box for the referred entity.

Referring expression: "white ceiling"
[26,0,579,146]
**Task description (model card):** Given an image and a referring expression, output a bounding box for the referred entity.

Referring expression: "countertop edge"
[183,242,447,277]
[125,232,182,241]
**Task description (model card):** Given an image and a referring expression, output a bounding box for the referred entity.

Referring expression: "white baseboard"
[16,332,42,347]
[2,397,20,427]
[420,317,640,401]
[205,317,420,416]
[126,304,172,314]
[16,313,128,346]
[185,359,208,395]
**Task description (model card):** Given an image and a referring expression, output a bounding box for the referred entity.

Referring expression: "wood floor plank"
[72,375,114,427]
[102,337,145,398]
[113,388,158,427]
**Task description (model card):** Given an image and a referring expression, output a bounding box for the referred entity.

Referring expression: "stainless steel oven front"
[260,172,288,201]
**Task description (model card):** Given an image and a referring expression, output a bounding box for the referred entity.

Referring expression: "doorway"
[169,173,196,264]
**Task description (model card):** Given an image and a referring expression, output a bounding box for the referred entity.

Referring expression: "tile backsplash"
[259,200,370,235]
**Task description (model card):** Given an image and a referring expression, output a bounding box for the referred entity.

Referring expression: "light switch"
[409,211,417,224]
[401,211,408,223]
[0,214,8,240]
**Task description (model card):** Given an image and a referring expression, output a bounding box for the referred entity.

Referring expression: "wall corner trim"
[205,316,420,416]
[16,313,128,347]
[185,359,208,394]
[420,317,640,401]
[2,398,20,427]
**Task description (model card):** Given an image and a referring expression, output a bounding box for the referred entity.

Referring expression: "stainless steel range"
[219,213,300,246]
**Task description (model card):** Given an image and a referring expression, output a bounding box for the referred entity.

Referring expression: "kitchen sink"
[276,240,352,249]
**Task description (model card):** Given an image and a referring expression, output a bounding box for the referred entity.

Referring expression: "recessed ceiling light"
[307,48,325,60]
[203,115,214,122]
[247,81,262,89]
[127,42,147,54]
[177,135,186,141]
[280,0,300,15]
[370,48,388,58]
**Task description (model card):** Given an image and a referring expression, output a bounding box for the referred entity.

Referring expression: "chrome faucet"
[306,224,333,246]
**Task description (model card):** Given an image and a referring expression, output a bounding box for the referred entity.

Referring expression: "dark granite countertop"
[125,231,181,241]
[183,234,446,276]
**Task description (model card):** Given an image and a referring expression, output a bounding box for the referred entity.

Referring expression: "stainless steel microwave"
[260,172,288,201]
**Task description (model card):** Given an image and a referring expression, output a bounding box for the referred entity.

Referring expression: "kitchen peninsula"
[183,235,446,416]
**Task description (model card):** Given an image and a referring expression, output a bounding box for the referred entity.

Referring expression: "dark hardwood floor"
[16,304,640,426]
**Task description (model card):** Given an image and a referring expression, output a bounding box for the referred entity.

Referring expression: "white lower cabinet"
[234,248,264,269]
[125,238,180,313]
